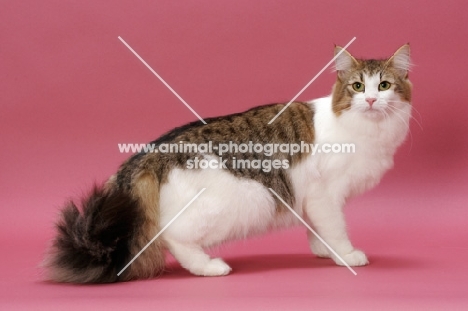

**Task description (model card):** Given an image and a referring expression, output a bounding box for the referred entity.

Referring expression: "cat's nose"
[366,98,377,107]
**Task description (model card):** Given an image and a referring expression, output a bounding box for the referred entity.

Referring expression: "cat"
[43,44,412,283]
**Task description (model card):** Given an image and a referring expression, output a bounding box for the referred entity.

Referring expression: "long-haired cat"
[44,44,412,283]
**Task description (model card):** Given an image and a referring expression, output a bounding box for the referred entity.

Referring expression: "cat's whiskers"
[381,107,390,125]
[386,105,414,152]
[350,109,360,126]
[386,101,423,131]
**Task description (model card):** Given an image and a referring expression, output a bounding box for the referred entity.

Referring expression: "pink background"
[1,0,468,310]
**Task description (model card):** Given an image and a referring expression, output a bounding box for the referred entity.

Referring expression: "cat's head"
[332,44,412,120]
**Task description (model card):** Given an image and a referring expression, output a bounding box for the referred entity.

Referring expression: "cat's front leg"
[304,197,369,267]
[307,231,331,258]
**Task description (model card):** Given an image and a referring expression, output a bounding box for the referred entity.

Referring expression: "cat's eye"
[379,81,391,91]
[352,82,365,92]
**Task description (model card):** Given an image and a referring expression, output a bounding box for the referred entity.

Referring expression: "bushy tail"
[44,173,165,283]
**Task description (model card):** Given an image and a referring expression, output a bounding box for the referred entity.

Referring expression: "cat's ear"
[387,44,411,78]
[334,46,358,78]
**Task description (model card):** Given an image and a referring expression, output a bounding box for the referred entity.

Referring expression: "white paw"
[335,249,369,267]
[202,258,232,276]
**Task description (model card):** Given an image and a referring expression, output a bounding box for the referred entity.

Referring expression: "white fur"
[159,167,297,276]
[159,78,411,275]
[297,81,410,265]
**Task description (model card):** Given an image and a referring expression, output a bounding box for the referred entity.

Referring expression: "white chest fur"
[291,96,411,204]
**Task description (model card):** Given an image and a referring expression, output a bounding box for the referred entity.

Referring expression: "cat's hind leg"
[159,168,277,276]
[165,238,232,276]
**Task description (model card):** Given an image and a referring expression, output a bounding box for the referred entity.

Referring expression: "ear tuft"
[334,46,357,73]
[389,44,411,77]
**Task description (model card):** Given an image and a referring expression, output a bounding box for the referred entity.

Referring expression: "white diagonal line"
[268,188,357,275]
[268,37,357,124]
[118,36,207,125]
[117,188,206,276]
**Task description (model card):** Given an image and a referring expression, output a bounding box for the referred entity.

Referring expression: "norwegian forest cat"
[44,44,412,283]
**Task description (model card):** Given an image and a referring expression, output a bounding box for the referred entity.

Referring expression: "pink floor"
[2,170,468,310]
[2,1,468,310]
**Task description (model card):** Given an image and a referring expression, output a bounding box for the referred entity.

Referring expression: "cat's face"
[332,45,412,120]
